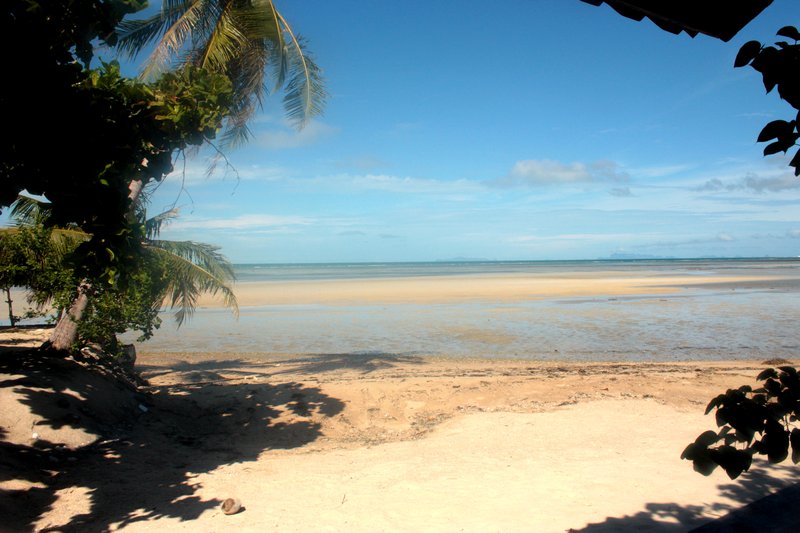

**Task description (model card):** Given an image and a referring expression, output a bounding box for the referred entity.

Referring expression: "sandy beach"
[3,343,800,532]
[3,262,800,531]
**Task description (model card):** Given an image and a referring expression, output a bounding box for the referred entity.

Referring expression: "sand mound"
[0,349,148,449]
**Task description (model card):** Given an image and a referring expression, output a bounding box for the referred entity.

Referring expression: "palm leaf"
[118,0,220,79]
[10,195,52,226]
[145,239,238,326]
[115,0,326,144]
[276,12,326,127]
[144,208,181,240]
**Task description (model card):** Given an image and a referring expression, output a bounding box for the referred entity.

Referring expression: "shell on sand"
[221,498,242,515]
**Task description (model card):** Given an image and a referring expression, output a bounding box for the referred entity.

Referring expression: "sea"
[127,258,800,362]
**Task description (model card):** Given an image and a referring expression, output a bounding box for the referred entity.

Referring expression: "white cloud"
[696,172,800,194]
[508,232,637,243]
[609,187,634,197]
[635,233,738,249]
[170,214,312,231]
[493,159,629,187]
[307,173,484,196]
[629,164,693,178]
[163,160,287,185]
[256,120,338,150]
[336,155,389,171]
[510,160,589,184]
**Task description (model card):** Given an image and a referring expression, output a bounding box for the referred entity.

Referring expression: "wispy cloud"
[256,119,338,150]
[696,172,800,194]
[169,214,313,231]
[163,160,287,185]
[335,155,389,171]
[306,173,484,196]
[629,164,693,178]
[491,159,629,187]
[508,232,637,243]
[635,233,737,249]
[609,187,634,197]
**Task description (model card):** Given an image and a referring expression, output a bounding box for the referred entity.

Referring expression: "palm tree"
[49,1,321,350]
[115,0,326,146]
[8,195,238,350]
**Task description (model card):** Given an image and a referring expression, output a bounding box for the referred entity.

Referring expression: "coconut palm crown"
[116,0,326,146]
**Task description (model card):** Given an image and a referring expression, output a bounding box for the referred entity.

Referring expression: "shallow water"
[130,259,800,361]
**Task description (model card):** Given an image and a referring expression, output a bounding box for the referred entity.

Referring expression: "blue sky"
[22,1,800,262]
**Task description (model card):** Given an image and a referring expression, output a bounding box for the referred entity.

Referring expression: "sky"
[18,1,800,262]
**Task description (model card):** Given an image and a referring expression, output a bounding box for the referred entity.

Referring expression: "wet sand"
[199,270,791,306]
[149,268,800,359]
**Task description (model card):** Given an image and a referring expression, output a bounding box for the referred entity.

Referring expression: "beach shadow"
[136,357,273,383]
[569,465,800,532]
[0,441,60,532]
[1,349,344,531]
[271,351,427,376]
[136,351,428,382]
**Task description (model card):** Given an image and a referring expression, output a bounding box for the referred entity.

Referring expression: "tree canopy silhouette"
[735,25,800,176]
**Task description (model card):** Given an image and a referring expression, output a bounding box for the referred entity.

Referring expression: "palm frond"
[144,208,181,240]
[145,239,238,326]
[276,13,327,128]
[118,0,219,79]
[195,3,249,71]
[114,0,326,145]
[10,195,52,226]
[49,228,90,257]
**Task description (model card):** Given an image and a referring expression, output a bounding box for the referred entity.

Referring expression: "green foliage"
[3,194,237,353]
[116,0,327,146]
[735,26,800,176]
[0,231,28,325]
[1,1,235,282]
[75,257,170,354]
[682,366,800,479]
[0,220,84,324]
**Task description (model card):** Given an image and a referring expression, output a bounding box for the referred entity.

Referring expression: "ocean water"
[231,258,800,282]
[129,258,800,361]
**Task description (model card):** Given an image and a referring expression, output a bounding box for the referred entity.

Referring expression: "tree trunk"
[49,284,90,351]
[4,287,16,327]
[48,179,144,351]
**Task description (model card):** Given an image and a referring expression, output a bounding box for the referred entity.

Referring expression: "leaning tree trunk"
[48,179,145,351]
[4,287,16,327]
[49,284,90,350]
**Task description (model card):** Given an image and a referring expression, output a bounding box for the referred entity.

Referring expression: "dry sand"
[3,342,800,532]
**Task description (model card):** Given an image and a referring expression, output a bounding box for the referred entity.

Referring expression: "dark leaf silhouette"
[734,40,762,67]
[777,25,800,41]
